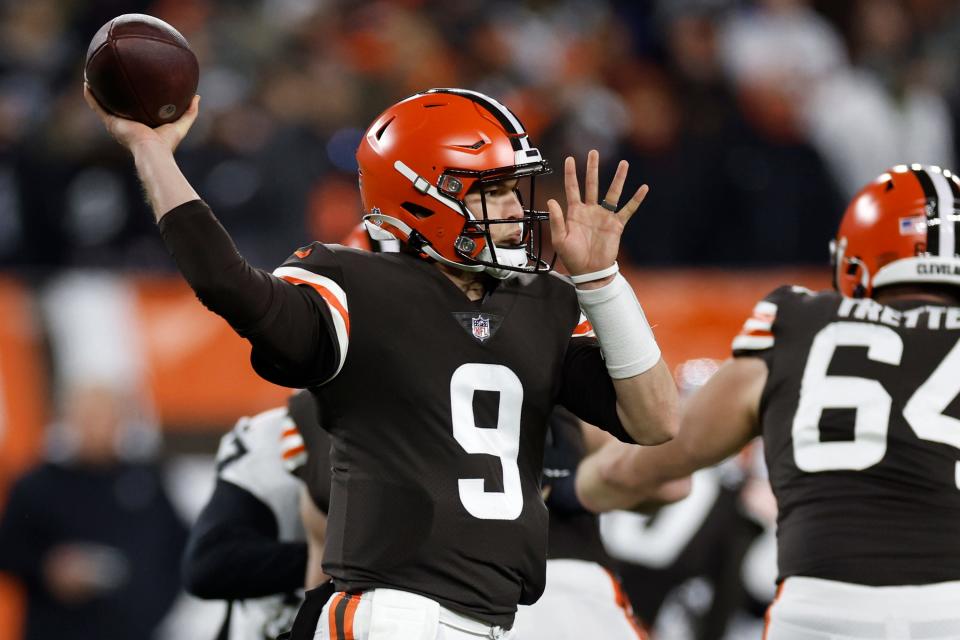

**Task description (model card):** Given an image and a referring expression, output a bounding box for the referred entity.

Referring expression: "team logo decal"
[452,312,503,343]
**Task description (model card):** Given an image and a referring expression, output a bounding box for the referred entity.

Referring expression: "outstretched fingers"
[604,160,629,209]
[546,198,566,245]
[563,156,582,205]
[617,184,650,226]
[584,149,600,204]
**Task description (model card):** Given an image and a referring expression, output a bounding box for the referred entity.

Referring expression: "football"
[84,14,199,128]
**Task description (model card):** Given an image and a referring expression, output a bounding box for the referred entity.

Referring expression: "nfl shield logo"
[472,315,491,341]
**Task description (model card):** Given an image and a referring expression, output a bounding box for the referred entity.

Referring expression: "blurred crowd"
[3,2,956,637]
[2,0,960,274]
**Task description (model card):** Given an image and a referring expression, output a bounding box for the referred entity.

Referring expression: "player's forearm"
[574,273,677,444]
[613,358,679,445]
[582,359,765,512]
[575,439,692,512]
[130,138,199,221]
[158,200,272,327]
[158,201,338,385]
[575,444,637,512]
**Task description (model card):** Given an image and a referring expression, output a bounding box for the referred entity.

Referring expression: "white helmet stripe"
[450,89,530,149]
[929,169,957,258]
[427,88,530,150]
[912,165,957,258]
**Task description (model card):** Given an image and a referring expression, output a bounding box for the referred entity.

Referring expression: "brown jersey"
[158,201,630,625]
[733,285,960,585]
[262,243,628,626]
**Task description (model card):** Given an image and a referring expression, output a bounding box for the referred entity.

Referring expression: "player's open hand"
[84,84,199,154]
[546,150,648,283]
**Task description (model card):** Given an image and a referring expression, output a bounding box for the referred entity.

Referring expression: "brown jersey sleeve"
[158,199,340,387]
[557,337,632,443]
[731,284,796,367]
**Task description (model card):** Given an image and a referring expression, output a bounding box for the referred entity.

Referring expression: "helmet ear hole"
[401,202,435,218]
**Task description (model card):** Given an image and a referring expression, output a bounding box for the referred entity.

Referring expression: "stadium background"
[0,0,956,637]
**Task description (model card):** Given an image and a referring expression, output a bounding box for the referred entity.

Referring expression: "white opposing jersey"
[215,406,306,640]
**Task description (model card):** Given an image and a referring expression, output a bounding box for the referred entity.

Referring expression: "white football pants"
[765,576,960,639]
[312,588,514,640]
[512,559,647,639]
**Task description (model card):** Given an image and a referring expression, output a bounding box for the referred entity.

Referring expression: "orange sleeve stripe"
[282,444,306,460]
[572,320,594,335]
[282,427,300,438]
[279,275,350,335]
[739,329,773,338]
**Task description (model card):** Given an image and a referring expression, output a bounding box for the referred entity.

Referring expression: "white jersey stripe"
[732,334,775,351]
[273,266,349,380]
[743,318,773,332]
[930,169,957,257]
[754,300,778,317]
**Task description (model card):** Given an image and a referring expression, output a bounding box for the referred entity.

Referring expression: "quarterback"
[84,85,678,640]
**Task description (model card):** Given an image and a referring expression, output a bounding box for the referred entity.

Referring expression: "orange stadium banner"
[133,277,292,429]
[624,267,831,371]
[0,268,832,639]
[0,277,47,639]
[131,268,832,428]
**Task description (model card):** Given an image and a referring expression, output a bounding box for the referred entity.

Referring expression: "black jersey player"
[84,85,678,639]
[577,165,960,639]
[182,390,327,640]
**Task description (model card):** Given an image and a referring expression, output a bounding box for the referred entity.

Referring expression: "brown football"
[84,14,199,127]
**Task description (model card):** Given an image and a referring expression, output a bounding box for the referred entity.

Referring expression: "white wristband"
[576,273,661,378]
[569,262,619,284]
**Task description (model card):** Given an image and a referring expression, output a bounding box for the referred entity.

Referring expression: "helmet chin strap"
[847,256,871,297]
[478,245,526,280]
[362,211,486,273]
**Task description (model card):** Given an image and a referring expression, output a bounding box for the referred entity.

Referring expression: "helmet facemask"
[451,165,554,279]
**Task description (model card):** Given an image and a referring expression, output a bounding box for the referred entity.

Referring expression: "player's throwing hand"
[84,84,200,154]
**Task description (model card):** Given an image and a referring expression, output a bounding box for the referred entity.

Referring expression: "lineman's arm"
[300,487,330,590]
[575,357,766,513]
[182,479,308,599]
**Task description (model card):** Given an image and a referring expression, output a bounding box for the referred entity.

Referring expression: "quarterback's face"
[464,179,524,247]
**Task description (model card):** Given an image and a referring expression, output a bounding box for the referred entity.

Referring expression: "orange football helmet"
[831,164,960,298]
[356,88,552,279]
